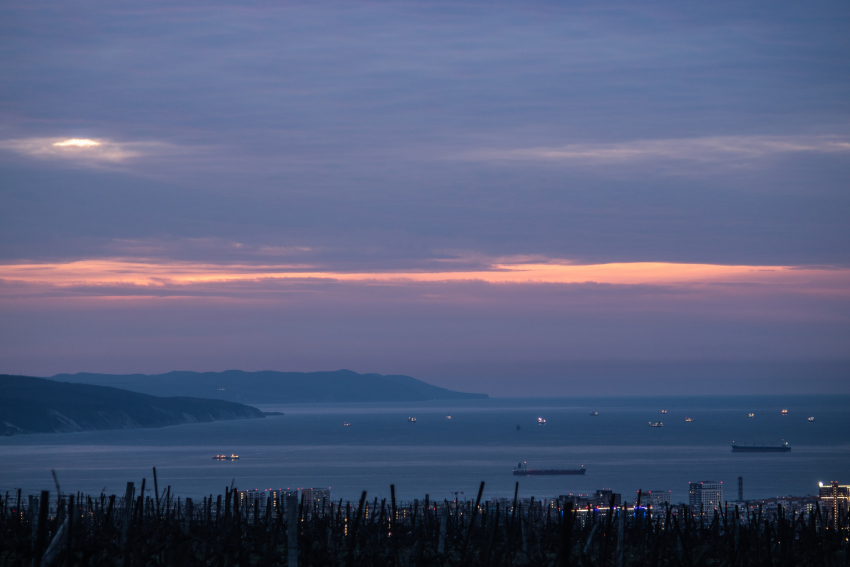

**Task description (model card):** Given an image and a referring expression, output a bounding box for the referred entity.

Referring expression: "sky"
[0,0,848,395]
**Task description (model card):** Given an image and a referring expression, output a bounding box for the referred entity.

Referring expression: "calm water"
[2,396,847,504]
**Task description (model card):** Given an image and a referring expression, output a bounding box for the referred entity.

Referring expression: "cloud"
[1,258,847,299]
[463,135,850,166]
[0,136,178,166]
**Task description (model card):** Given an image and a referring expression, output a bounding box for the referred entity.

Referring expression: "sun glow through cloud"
[53,139,101,148]
[0,137,174,164]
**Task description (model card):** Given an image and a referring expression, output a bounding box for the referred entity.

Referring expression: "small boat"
[648,422,663,428]
[537,417,546,424]
[212,454,240,461]
[516,424,521,430]
[661,410,668,414]
[781,409,788,415]
[685,417,694,422]
[343,422,351,427]
[446,415,451,420]
[748,413,755,418]
[408,417,417,423]
[807,417,815,422]
[589,411,599,416]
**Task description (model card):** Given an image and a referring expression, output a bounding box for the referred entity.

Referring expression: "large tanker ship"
[512,462,586,475]
[731,441,791,453]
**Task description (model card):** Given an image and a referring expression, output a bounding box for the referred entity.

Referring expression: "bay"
[2,396,847,504]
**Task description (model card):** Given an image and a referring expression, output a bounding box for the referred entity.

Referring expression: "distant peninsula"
[52,369,489,404]
[0,375,265,436]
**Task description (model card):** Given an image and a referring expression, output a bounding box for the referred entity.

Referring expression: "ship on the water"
[513,462,586,476]
[731,441,791,453]
[212,454,240,460]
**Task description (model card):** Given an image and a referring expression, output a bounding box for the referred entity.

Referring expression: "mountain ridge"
[0,374,265,436]
[52,369,489,403]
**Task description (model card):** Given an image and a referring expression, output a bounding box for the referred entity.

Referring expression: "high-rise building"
[311,488,331,508]
[266,489,281,517]
[594,489,622,508]
[239,489,263,510]
[238,489,282,517]
[643,490,672,508]
[301,487,331,513]
[274,489,299,515]
[689,481,723,514]
[818,481,849,528]
[738,477,744,502]
[300,488,312,507]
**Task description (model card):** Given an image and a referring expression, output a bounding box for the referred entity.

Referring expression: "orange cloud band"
[1,259,848,292]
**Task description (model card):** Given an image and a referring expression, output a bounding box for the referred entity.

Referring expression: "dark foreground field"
[2,480,847,566]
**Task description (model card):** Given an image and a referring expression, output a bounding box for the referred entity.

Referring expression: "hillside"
[0,375,265,436]
[53,369,489,403]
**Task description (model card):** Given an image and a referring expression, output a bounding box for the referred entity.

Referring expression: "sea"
[2,396,848,505]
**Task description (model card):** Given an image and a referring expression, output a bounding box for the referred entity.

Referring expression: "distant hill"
[52,369,488,403]
[0,375,265,436]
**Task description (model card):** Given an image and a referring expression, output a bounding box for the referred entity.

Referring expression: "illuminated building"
[281,489,298,514]
[643,490,672,508]
[238,488,281,516]
[689,481,722,515]
[301,487,331,515]
[265,489,281,517]
[594,489,621,508]
[239,489,262,509]
[818,481,849,529]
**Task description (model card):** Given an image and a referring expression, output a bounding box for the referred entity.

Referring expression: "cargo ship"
[731,441,791,453]
[212,454,240,460]
[513,462,586,476]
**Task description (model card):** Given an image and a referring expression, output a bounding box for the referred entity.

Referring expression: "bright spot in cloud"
[53,139,101,148]
[0,136,178,166]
